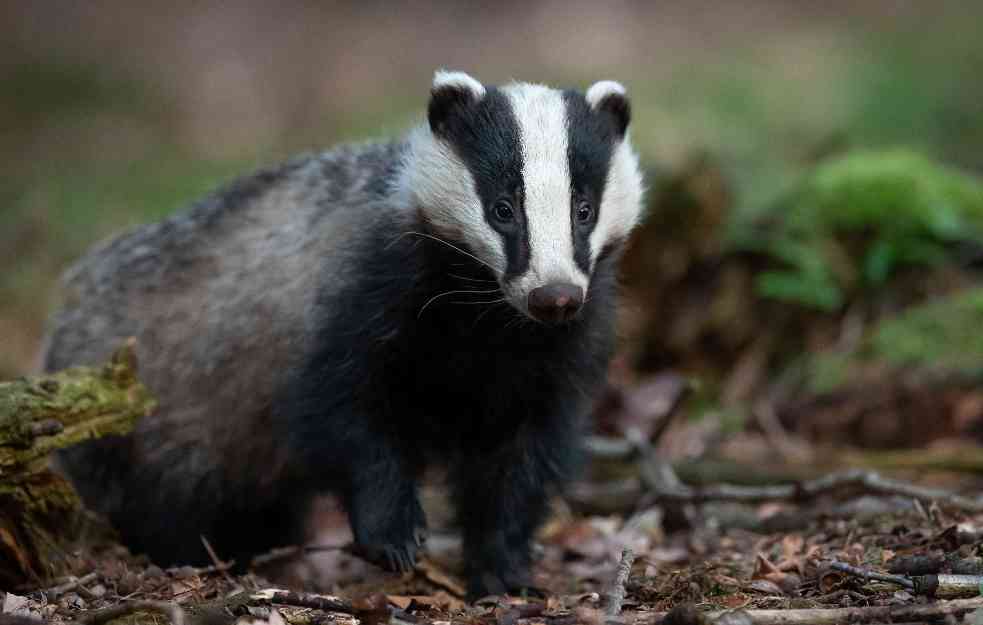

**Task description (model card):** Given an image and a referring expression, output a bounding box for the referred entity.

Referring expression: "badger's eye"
[575,201,594,224]
[493,199,515,223]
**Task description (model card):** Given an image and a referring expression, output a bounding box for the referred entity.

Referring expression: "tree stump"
[0,340,155,588]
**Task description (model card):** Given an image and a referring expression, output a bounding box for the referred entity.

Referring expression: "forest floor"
[6,419,983,625]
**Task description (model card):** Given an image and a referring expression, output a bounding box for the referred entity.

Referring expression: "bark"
[0,340,155,587]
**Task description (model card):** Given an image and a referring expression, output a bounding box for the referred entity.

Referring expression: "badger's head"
[400,70,644,324]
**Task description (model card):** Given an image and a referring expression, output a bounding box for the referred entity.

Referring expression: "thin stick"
[644,468,983,511]
[829,561,914,590]
[250,589,354,615]
[646,597,983,624]
[200,535,235,583]
[605,548,635,617]
[76,601,185,625]
[38,571,100,600]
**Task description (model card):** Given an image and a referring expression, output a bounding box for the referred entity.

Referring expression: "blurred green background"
[3,2,983,450]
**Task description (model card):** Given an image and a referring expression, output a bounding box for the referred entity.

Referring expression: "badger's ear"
[428,70,486,136]
[586,80,631,138]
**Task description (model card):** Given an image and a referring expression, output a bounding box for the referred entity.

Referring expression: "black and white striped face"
[400,71,644,324]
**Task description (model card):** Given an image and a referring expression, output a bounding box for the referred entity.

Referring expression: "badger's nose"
[527,283,584,324]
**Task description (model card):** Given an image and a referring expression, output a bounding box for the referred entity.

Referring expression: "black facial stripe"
[563,90,617,273]
[434,88,529,278]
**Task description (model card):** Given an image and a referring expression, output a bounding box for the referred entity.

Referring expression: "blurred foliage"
[802,287,983,396]
[734,149,983,311]
[873,287,983,376]
[3,8,983,391]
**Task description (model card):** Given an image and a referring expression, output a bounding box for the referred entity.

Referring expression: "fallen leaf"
[417,558,467,597]
[818,569,848,594]
[387,596,414,610]
[746,579,783,596]
[751,554,781,581]
[781,535,804,561]
[718,592,751,609]
[2,593,31,616]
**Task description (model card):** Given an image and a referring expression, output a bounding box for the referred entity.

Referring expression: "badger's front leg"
[453,420,582,599]
[344,436,427,572]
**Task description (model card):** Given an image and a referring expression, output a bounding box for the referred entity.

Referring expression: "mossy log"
[0,340,155,588]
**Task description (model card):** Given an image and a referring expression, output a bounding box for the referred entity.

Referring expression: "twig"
[200,535,235,583]
[1,617,48,625]
[812,589,869,604]
[76,601,185,625]
[38,572,100,600]
[249,546,300,568]
[643,468,983,511]
[165,561,235,578]
[605,548,635,617]
[302,542,349,554]
[649,597,983,624]
[250,589,354,615]
[830,560,983,599]
[828,561,914,590]
[752,399,809,465]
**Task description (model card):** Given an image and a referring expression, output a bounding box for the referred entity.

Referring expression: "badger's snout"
[527,282,583,324]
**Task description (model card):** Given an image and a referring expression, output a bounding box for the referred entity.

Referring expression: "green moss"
[801,287,983,394]
[871,288,983,374]
[0,343,155,471]
[738,149,983,310]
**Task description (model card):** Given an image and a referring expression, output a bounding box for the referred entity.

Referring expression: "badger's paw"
[351,496,428,573]
[467,569,546,602]
[355,540,421,573]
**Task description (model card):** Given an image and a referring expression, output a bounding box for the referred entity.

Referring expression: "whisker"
[448,273,497,283]
[402,231,497,273]
[417,288,501,319]
[448,298,507,305]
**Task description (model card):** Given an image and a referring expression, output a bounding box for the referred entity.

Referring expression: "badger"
[42,70,644,598]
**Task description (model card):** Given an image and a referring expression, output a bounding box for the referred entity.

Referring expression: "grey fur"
[43,141,406,521]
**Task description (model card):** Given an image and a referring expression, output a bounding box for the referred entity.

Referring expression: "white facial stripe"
[396,127,507,273]
[504,84,587,294]
[590,135,644,261]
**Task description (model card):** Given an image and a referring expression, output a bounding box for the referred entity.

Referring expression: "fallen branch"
[249,589,354,615]
[34,571,101,601]
[76,601,185,625]
[830,560,983,599]
[828,561,913,590]
[605,549,635,617]
[651,597,983,624]
[199,536,235,584]
[642,467,983,511]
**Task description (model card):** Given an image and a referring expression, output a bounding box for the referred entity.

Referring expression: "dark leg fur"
[61,437,312,567]
[343,439,428,572]
[453,419,584,599]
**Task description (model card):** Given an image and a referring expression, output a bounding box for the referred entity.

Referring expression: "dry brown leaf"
[747,579,783,596]
[718,592,752,609]
[781,535,804,561]
[387,596,415,610]
[751,554,781,581]
[416,558,467,598]
[819,569,848,594]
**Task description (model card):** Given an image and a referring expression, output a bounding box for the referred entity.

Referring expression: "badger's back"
[43,141,406,561]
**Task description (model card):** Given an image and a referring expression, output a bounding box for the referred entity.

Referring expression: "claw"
[385,547,397,572]
[414,527,428,546]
